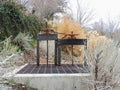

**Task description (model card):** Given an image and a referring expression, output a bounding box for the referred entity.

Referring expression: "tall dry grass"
[82,40,120,90]
[55,16,86,63]
[55,16,86,39]
[54,16,110,63]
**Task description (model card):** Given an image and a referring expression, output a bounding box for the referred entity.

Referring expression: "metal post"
[71,45,74,65]
[58,46,61,65]
[54,40,58,65]
[46,20,49,66]
[37,40,40,66]
[47,40,48,66]
[84,40,87,66]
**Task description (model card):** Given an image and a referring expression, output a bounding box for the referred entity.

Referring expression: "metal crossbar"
[56,39,87,65]
[36,34,87,66]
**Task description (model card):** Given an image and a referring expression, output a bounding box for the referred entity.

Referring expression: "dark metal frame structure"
[37,34,58,66]
[56,39,87,65]
[37,34,87,66]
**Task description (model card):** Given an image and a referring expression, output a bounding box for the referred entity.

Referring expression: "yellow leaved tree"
[54,16,86,63]
[52,16,110,63]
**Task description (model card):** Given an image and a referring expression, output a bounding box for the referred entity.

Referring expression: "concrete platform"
[17,64,88,74]
[13,64,90,90]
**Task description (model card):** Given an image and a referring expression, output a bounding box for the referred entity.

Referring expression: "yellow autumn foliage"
[87,30,111,49]
[55,16,86,39]
[54,16,86,63]
[86,31,111,60]
[52,16,110,63]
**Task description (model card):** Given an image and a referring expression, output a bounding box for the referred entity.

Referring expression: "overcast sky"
[21,0,120,23]
[69,0,120,21]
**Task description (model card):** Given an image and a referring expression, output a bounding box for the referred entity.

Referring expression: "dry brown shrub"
[86,31,111,62]
[87,31,111,50]
[54,16,86,63]
[55,16,86,39]
[53,16,110,63]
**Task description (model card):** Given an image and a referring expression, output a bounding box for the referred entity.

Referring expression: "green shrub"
[13,32,33,50]
[0,36,19,56]
[0,0,45,41]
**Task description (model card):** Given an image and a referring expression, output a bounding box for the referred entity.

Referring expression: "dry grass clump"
[55,16,86,63]
[54,16,111,63]
[55,16,86,39]
[82,40,120,90]
[87,30,111,51]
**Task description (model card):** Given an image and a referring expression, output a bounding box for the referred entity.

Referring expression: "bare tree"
[68,0,95,28]
[28,0,67,20]
[77,0,94,27]
[92,18,120,42]
[0,0,2,3]
[92,20,107,35]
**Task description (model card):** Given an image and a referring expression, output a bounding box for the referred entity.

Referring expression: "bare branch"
[28,0,67,20]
